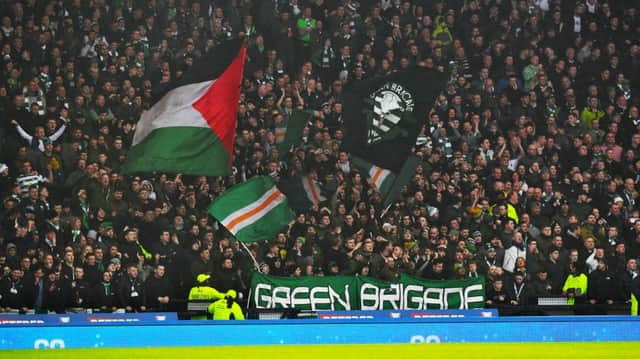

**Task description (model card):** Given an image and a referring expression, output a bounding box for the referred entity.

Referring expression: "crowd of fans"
[0,0,639,314]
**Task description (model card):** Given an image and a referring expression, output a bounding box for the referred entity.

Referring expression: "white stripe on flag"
[302,176,326,204]
[219,186,286,235]
[132,80,215,145]
[368,166,391,190]
[275,127,286,143]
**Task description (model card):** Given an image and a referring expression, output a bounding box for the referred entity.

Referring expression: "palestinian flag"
[278,174,327,211]
[122,39,247,176]
[209,176,293,243]
[275,110,311,159]
[350,155,395,199]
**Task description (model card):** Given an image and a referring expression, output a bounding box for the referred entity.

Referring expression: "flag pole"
[239,240,262,273]
[380,203,393,219]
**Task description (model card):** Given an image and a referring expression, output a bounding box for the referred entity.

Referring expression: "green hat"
[100,221,113,229]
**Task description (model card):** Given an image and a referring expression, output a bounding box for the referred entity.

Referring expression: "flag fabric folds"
[350,155,396,199]
[122,39,247,176]
[342,67,446,173]
[275,110,312,159]
[380,154,422,208]
[342,67,445,206]
[278,174,327,211]
[208,176,293,243]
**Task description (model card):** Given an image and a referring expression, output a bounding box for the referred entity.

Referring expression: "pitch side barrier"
[1,312,639,349]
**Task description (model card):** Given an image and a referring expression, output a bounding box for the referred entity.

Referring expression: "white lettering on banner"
[464,284,485,309]
[328,285,351,310]
[403,285,423,309]
[443,288,464,309]
[310,287,331,310]
[380,284,401,309]
[255,283,272,308]
[255,285,352,310]
[272,287,291,308]
[291,287,310,308]
[359,283,379,310]
[253,281,483,309]
[423,288,444,309]
[34,339,65,349]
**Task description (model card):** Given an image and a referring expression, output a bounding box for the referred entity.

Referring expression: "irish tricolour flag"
[350,156,395,199]
[209,176,293,243]
[122,39,246,176]
[278,174,328,211]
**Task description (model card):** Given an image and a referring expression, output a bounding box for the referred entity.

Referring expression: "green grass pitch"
[2,342,639,358]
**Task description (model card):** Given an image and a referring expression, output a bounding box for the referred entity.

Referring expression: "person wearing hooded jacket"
[208,289,245,320]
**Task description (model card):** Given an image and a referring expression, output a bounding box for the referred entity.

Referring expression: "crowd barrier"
[0,311,639,349]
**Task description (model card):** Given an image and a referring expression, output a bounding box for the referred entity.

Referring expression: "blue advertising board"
[0,313,178,327]
[317,309,498,320]
[0,314,639,349]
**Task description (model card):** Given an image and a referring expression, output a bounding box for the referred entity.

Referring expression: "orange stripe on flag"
[370,167,384,189]
[306,176,322,203]
[226,190,283,232]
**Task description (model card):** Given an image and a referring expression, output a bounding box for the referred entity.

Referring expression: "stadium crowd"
[0,0,639,313]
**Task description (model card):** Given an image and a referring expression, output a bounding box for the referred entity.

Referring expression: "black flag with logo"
[342,67,446,173]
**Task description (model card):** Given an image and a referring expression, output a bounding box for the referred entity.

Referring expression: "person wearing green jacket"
[522,55,542,91]
[296,7,316,45]
[208,289,245,320]
[563,263,588,306]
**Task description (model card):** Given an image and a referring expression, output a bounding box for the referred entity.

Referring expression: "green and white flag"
[275,110,311,159]
[209,176,293,243]
[350,155,396,199]
[278,174,327,211]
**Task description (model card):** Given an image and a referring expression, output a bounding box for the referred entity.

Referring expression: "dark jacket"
[91,281,117,310]
[0,276,26,309]
[587,268,618,302]
[117,275,146,309]
[506,280,529,306]
[144,275,172,311]
[43,278,68,313]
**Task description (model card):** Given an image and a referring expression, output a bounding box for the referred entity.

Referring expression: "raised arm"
[49,123,67,142]
[11,120,33,142]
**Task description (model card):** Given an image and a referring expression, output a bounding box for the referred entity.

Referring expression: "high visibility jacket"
[208,298,245,320]
[489,203,520,224]
[563,273,588,305]
[188,286,225,320]
[188,285,225,300]
[631,276,640,316]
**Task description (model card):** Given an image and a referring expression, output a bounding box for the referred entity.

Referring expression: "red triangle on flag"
[192,47,247,167]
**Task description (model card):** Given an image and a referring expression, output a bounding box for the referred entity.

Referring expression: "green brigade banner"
[250,273,485,311]
[251,274,359,311]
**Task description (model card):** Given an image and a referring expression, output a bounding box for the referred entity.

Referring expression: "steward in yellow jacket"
[631,275,640,316]
[189,274,225,319]
[562,264,588,306]
[208,289,245,320]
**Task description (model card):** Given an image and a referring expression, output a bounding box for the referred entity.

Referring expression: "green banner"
[250,273,485,310]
